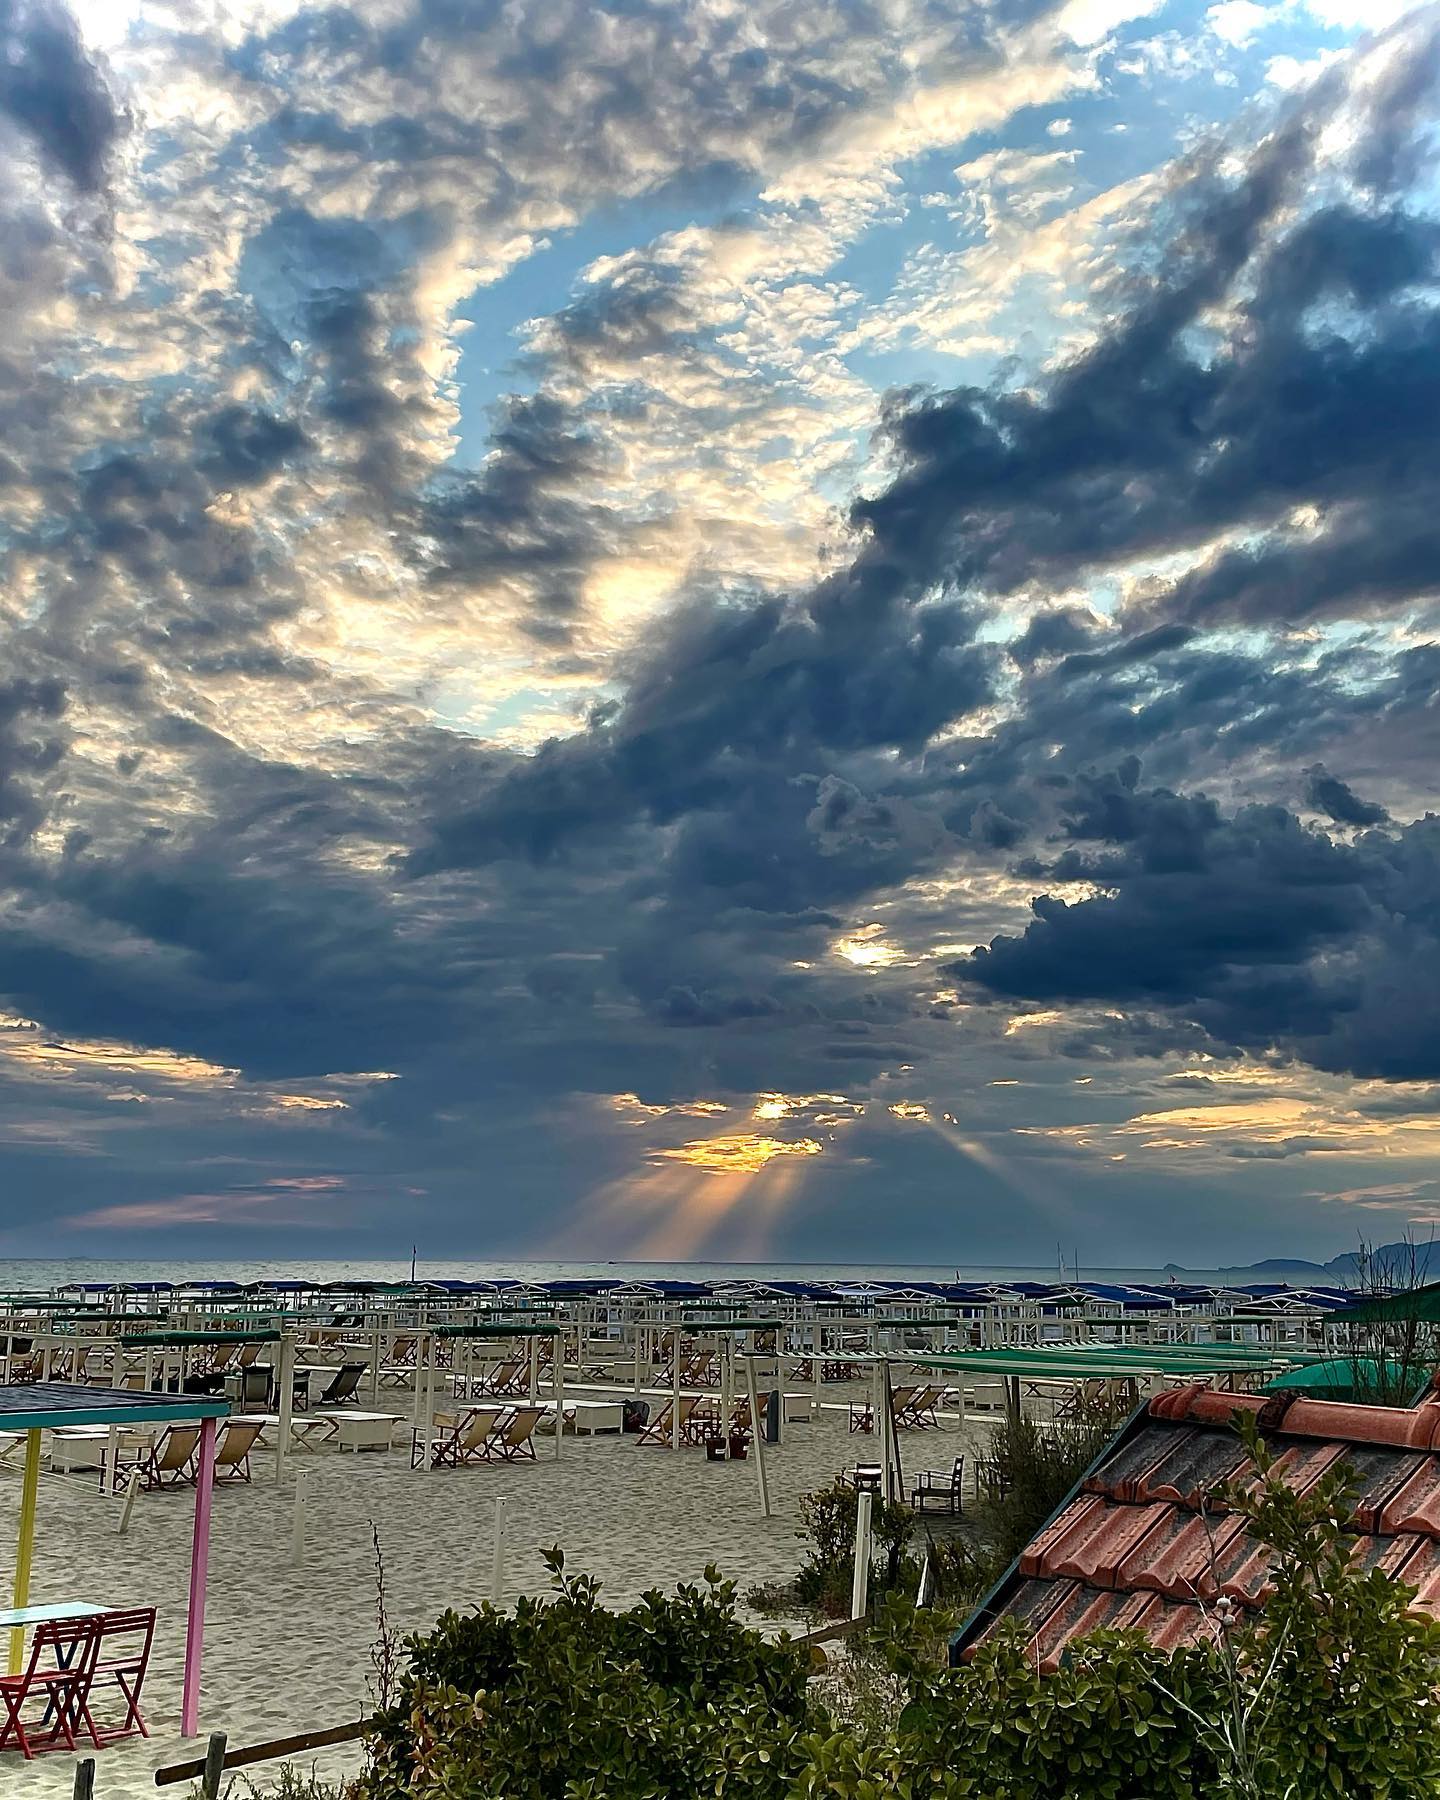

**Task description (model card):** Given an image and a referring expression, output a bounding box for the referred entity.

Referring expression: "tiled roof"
[952,1384,1440,1672]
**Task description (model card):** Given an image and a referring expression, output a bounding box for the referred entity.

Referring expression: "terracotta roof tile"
[1085,1423,1190,1502]
[1344,1446,1426,1532]
[1380,1459,1440,1538]
[1033,1498,1172,1586]
[1136,1428,1249,1508]
[1029,1585,1145,1673]
[1351,1532,1424,1579]
[1020,1496,1104,1578]
[1212,1531,1276,1608]
[1116,1506,1245,1601]
[1397,1538,1440,1614]
[954,1395,1440,1672]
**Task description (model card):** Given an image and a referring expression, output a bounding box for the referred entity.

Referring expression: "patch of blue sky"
[450,185,759,466]
[838,0,1349,404]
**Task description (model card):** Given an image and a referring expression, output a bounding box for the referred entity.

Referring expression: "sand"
[0,1386,992,1797]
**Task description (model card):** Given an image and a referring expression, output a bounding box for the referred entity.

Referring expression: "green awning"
[1264,1357,1418,1399]
[430,1321,563,1339]
[120,1329,281,1348]
[1325,1285,1440,1325]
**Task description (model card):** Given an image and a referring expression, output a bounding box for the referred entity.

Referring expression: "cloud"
[0,0,123,191]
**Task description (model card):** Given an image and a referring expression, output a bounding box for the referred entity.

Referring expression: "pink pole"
[182,1416,217,1737]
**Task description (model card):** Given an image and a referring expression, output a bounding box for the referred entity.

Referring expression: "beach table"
[312,1410,399,1452]
[538,1399,624,1435]
[228,1412,336,1451]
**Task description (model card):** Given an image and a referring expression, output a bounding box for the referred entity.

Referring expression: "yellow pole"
[9,1429,41,1673]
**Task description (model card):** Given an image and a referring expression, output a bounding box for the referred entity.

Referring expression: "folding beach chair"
[297,1360,366,1412]
[636,1396,703,1447]
[0,1617,98,1758]
[896,1386,943,1430]
[477,1358,525,1396]
[76,1607,155,1747]
[485,1405,545,1461]
[112,1424,201,1493]
[212,1420,263,1484]
[413,1406,504,1469]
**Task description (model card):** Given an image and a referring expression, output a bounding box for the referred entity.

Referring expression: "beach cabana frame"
[0,1382,229,1737]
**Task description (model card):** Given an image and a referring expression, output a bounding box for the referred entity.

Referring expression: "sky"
[0,0,1437,1267]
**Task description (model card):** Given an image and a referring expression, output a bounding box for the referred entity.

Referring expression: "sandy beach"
[0,1384,989,1797]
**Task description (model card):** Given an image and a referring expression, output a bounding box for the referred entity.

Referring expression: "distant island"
[1163,1240,1440,1282]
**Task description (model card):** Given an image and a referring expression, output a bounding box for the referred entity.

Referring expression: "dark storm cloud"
[1303,764,1389,827]
[0,0,122,192]
[954,776,1440,1080]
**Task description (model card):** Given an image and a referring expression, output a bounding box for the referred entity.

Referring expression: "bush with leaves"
[357,1548,813,1800]
[796,1419,1440,1799]
[791,1477,918,1615]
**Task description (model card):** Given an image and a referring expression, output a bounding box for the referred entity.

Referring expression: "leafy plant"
[357,1547,813,1799]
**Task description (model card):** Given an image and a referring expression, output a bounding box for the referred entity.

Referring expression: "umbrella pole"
[8,1430,40,1673]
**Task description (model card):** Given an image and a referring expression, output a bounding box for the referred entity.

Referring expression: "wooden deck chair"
[486,1404,545,1461]
[115,1424,201,1492]
[298,1360,366,1412]
[910,1456,965,1514]
[0,1617,98,1758]
[479,1358,524,1396]
[897,1386,943,1429]
[212,1420,263,1484]
[413,1406,504,1469]
[636,1395,702,1447]
[77,1607,155,1747]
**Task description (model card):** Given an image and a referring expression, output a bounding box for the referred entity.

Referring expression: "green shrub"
[975,1408,1127,1563]
[357,1548,812,1799]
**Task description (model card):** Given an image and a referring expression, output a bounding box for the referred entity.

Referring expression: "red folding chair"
[0,1617,99,1758]
[77,1607,156,1746]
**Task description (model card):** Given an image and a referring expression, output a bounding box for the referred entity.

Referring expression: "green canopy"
[120,1328,280,1348]
[430,1320,562,1339]
[1325,1285,1440,1325]
[1264,1357,1419,1400]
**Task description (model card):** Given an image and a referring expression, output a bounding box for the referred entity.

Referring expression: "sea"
[0,1256,1313,1291]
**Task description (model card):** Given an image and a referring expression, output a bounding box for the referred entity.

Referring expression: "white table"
[312,1410,399,1452]
[539,1399,624,1435]
[0,1601,107,1629]
[229,1412,336,1450]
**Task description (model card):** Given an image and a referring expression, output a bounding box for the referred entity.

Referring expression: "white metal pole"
[491,1496,507,1604]
[275,1331,295,1486]
[671,1334,682,1450]
[553,1337,564,1461]
[744,1354,772,1517]
[290,1465,309,1566]
[851,1490,872,1620]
